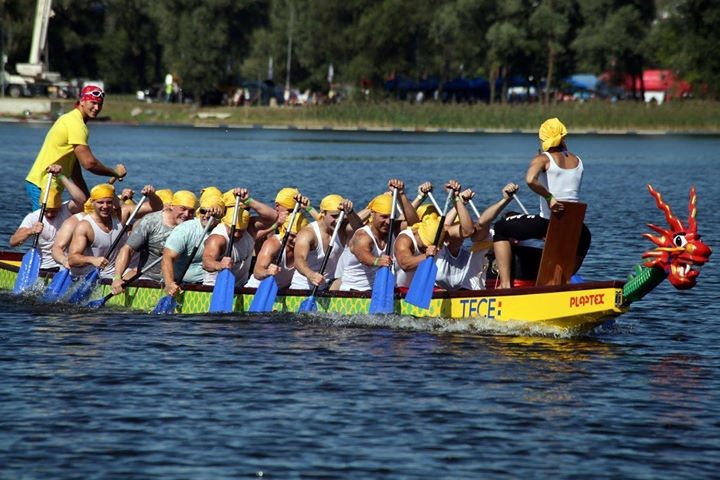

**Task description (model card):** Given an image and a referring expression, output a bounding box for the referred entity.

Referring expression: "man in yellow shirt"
[25,85,127,210]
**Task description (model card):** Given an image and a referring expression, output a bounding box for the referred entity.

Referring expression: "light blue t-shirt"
[163,218,209,283]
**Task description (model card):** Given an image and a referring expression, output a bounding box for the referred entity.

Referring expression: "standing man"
[492,118,591,288]
[25,85,127,209]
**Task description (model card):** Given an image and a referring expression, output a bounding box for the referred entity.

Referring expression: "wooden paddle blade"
[67,269,100,305]
[404,258,437,309]
[209,269,236,313]
[13,249,41,294]
[248,277,279,313]
[42,268,72,302]
[152,295,177,315]
[297,295,318,313]
[369,266,394,314]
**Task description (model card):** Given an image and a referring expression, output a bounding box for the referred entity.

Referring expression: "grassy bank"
[96,97,720,132]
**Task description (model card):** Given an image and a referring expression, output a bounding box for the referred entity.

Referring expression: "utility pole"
[284,2,294,102]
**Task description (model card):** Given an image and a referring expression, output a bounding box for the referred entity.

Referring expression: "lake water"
[1,123,718,478]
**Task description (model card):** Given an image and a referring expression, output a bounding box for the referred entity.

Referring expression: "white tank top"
[435,246,479,290]
[245,234,295,289]
[290,221,343,290]
[20,202,72,270]
[203,224,254,287]
[394,228,420,288]
[538,151,583,219]
[339,225,383,291]
[71,215,126,279]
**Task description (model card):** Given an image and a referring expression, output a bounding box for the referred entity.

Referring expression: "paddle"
[42,176,122,301]
[249,202,301,312]
[369,187,398,314]
[13,174,54,294]
[297,210,346,313]
[68,195,147,305]
[404,190,453,309]
[85,256,163,309]
[152,217,216,314]
[208,194,242,313]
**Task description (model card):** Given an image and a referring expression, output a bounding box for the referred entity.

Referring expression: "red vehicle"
[624,69,692,103]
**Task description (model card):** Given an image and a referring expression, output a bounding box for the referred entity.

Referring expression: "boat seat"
[536,202,586,287]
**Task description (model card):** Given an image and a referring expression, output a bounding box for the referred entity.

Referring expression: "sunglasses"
[83,90,105,99]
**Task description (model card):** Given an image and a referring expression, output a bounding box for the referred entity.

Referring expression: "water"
[1,123,719,478]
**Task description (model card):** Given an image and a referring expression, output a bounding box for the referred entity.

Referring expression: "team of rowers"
[14,111,590,298]
[12,168,525,297]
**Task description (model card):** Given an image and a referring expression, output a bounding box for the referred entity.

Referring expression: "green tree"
[648,0,720,98]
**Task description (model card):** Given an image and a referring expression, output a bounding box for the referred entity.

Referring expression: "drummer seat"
[536,202,587,287]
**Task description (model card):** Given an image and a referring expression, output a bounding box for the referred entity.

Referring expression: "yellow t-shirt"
[25,108,89,189]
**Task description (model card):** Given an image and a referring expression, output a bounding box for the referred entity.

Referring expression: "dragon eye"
[673,234,688,248]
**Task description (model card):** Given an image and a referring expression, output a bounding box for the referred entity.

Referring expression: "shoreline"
[1,115,718,136]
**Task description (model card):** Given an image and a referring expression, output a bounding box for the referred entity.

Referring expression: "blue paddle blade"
[248,277,279,313]
[42,268,72,302]
[85,296,107,309]
[297,295,318,313]
[209,269,236,313]
[67,269,100,305]
[152,295,177,314]
[404,258,437,309]
[369,266,395,314]
[13,248,41,294]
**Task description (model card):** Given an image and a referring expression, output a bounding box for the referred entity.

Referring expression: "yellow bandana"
[41,185,62,209]
[279,214,309,237]
[320,194,343,212]
[199,186,222,204]
[222,206,250,230]
[155,189,174,205]
[368,193,392,215]
[416,203,438,220]
[414,213,442,247]
[275,187,300,209]
[539,117,567,151]
[89,183,115,201]
[172,190,198,209]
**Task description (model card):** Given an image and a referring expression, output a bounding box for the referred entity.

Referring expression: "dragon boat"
[0,185,711,335]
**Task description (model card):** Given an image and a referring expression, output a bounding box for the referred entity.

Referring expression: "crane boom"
[16,0,54,78]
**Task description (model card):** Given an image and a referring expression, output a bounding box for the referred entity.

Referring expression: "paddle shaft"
[105,195,148,260]
[384,188,399,257]
[31,174,55,250]
[102,256,163,302]
[307,210,345,298]
[224,195,242,258]
[273,203,301,267]
[431,191,453,249]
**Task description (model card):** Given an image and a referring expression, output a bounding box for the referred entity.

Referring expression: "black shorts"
[493,213,591,258]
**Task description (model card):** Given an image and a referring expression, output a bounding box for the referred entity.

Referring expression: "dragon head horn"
[688,185,698,234]
[647,184,685,232]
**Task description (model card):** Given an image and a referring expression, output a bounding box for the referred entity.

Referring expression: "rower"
[202,189,277,287]
[10,165,87,271]
[67,183,162,280]
[111,190,198,295]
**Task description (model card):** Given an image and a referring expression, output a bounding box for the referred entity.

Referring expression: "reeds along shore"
[88,96,720,132]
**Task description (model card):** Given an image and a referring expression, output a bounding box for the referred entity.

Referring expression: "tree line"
[2,0,719,102]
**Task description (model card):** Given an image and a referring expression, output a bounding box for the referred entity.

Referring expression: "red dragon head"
[642,185,712,289]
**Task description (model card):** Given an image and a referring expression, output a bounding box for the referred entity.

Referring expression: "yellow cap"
[171,190,198,209]
[222,205,251,230]
[416,203,438,220]
[155,189,174,205]
[199,186,222,204]
[414,213,442,247]
[41,185,63,209]
[368,193,392,215]
[279,213,309,237]
[319,194,343,212]
[89,183,115,201]
[539,117,567,151]
[275,187,300,209]
[199,193,224,211]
